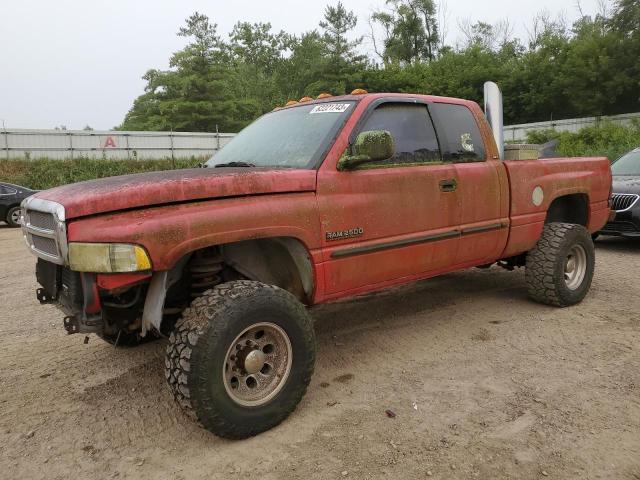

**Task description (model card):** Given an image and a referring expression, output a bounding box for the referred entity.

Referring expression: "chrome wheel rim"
[223,322,292,407]
[10,208,21,225]
[564,244,587,290]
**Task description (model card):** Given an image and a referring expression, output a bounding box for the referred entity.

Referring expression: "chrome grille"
[611,193,639,212]
[31,235,58,256]
[20,198,68,265]
[28,210,57,230]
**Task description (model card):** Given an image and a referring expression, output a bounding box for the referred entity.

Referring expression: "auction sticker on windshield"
[310,103,351,114]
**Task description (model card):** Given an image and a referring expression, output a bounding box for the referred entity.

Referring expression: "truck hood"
[31,167,317,219]
[612,175,640,194]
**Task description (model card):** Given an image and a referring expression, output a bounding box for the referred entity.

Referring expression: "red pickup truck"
[20,83,611,438]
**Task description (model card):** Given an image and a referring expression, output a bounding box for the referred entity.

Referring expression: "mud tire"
[165,280,315,439]
[526,222,595,307]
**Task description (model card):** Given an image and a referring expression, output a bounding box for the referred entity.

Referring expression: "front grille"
[611,193,639,212]
[31,235,58,256]
[602,221,638,233]
[28,210,57,230]
[20,198,68,265]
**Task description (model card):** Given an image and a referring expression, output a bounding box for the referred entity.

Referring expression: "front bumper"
[598,199,640,238]
[36,258,103,334]
[598,222,640,237]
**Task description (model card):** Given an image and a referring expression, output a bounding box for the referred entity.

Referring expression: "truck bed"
[500,157,611,258]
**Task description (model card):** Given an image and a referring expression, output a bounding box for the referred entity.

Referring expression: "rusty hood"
[32,167,317,219]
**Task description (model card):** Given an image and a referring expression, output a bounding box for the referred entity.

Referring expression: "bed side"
[501,157,611,258]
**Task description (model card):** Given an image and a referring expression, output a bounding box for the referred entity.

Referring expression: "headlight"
[68,243,151,272]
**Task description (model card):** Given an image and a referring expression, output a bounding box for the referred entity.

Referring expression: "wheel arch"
[172,236,316,305]
[220,237,315,304]
[545,193,589,226]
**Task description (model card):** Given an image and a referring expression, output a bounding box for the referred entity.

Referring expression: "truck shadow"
[77,265,528,444]
[311,266,526,337]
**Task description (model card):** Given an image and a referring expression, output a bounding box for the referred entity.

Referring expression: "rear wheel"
[6,206,21,227]
[165,280,315,439]
[526,222,595,307]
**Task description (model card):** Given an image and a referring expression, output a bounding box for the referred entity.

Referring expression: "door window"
[429,103,486,163]
[357,103,441,166]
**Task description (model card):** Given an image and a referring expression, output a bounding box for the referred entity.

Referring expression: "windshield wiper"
[213,161,256,168]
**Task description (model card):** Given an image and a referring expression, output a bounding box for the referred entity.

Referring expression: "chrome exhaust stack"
[484,81,504,160]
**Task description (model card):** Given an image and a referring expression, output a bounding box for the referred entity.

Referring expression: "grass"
[0,157,204,190]
[525,120,640,162]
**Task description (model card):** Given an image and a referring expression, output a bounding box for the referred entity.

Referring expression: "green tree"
[319,2,365,67]
[372,0,439,64]
[121,12,256,132]
[307,2,367,95]
[120,4,640,132]
[276,31,327,99]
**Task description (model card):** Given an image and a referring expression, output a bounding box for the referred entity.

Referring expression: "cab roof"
[276,92,478,111]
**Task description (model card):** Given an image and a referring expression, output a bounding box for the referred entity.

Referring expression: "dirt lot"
[0,226,638,480]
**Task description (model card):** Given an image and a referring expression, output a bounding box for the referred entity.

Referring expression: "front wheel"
[165,280,316,439]
[6,206,21,227]
[526,222,595,307]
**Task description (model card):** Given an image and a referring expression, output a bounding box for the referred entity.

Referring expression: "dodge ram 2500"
[21,83,611,438]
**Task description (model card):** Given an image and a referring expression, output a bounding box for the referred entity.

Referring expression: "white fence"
[0,129,236,160]
[3,111,639,160]
[504,112,640,142]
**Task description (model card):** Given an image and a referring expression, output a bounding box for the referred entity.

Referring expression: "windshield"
[611,149,640,175]
[206,102,355,169]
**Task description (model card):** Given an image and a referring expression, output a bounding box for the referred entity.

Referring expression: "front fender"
[66,193,323,270]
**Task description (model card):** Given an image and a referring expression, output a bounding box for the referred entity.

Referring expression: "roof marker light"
[317,93,333,99]
[285,100,299,106]
[299,96,313,102]
[350,88,368,95]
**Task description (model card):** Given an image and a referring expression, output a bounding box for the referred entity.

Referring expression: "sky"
[0,0,605,131]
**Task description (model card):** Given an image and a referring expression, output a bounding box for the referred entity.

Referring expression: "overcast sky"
[0,0,604,130]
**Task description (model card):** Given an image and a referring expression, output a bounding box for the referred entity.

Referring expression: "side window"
[358,103,441,166]
[429,103,486,162]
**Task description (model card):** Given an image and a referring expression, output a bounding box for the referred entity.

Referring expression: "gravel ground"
[0,226,638,480]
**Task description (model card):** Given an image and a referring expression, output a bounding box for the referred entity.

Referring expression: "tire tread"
[165,280,315,439]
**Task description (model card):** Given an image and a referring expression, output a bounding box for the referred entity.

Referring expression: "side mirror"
[337,130,395,171]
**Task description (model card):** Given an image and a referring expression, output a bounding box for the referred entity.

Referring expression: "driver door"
[316,102,461,298]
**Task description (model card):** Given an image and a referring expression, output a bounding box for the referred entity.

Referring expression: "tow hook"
[36,288,56,304]
[63,316,79,334]
[63,314,103,335]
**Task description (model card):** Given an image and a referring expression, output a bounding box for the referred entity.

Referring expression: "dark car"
[0,182,37,227]
[598,147,640,238]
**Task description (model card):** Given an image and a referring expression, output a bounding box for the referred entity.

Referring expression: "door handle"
[439,178,457,192]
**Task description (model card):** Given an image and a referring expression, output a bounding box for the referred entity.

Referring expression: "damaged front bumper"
[35,258,155,335]
[36,258,103,334]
